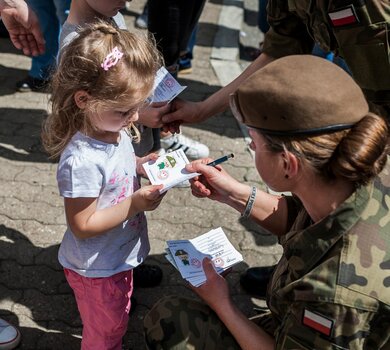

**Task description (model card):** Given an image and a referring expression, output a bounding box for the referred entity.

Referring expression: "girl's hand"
[131,184,165,213]
[186,159,243,204]
[190,257,231,313]
[136,153,159,177]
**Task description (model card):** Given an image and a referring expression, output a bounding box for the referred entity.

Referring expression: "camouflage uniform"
[144,163,390,349]
[262,0,390,109]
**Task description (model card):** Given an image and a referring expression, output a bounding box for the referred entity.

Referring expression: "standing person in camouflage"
[144,55,390,349]
[162,0,390,127]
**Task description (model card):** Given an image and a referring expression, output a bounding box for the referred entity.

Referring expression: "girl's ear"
[74,90,90,109]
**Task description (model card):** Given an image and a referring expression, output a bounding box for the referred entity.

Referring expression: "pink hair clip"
[101,46,124,71]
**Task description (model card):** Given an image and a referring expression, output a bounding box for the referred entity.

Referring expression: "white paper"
[142,149,200,193]
[150,67,187,103]
[165,227,243,286]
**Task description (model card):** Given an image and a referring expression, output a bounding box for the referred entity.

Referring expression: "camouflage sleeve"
[274,302,390,349]
[262,0,314,59]
[330,0,390,99]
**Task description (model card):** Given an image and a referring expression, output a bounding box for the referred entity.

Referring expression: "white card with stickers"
[142,149,200,193]
[165,227,243,286]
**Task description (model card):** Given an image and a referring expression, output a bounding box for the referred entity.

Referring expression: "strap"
[241,186,257,219]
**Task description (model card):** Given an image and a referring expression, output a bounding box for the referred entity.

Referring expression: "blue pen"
[206,153,234,167]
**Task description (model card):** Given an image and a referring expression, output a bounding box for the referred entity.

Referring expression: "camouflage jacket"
[267,164,390,349]
[262,0,390,106]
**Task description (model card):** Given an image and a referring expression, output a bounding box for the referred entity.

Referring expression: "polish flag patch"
[302,309,334,337]
[328,6,359,27]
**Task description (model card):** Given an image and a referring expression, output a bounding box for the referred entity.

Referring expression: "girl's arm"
[193,258,275,350]
[64,184,164,239]
[187,159,290,236]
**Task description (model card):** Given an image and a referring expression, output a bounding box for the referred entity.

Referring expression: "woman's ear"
[74,90,90,109]
[282,151,299,178]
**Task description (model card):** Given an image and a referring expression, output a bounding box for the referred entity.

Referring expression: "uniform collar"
[281,181,373,276]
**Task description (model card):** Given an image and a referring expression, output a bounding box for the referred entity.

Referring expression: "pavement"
[0,0,281,349]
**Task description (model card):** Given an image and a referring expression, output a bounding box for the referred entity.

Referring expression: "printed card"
[165,227,243,286]
[150,66,187,103]
[142,149,200,193]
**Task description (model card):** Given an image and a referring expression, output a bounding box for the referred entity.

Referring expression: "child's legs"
[64,269,133,350]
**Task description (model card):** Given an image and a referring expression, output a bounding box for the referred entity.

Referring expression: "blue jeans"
[27,0,70,80]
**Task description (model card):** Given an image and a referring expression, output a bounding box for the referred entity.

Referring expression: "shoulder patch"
[328,5,359,27]
[302,308,334,337]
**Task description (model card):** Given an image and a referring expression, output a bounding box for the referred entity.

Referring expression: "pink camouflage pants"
[64,268,133,350]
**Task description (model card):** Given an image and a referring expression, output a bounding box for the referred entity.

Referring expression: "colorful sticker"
[175,249,190,266]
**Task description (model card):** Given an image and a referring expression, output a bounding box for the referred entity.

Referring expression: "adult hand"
[186,158,243,204]
[1,0,45,56]
[132,184,165,213]
[161,98,206,125]
[190,257,231,312]
[138,102,171,128]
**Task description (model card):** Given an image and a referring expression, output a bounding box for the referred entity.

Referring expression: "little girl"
[42,22,165,349]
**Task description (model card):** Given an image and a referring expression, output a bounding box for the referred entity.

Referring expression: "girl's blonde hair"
[262,113,389,187]
[42,21,162,158]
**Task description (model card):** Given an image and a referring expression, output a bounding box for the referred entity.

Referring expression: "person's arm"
[0,0,45,56]
[187,159,290,236]
[162,53,275,125]
[138,102,171,128]
[64,184,164,239]
[193,258,275,350]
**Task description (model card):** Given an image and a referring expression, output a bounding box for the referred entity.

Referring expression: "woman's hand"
[190,257,231,312]
[161,98,206,126]
[136,153,159,177]
[138,102,171,128]
[186,158,249,207]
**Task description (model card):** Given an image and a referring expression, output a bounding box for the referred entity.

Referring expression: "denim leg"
[53,0,70,24]
[185,25,198,59]
[27,0,69,79]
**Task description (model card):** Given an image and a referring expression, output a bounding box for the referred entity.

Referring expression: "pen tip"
[230,153,235,158]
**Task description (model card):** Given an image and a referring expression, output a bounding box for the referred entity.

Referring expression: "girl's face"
[85,0,127,18]
[91,106,139,133]
[248,128,284,191]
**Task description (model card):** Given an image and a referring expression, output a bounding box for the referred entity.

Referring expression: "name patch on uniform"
[328,5,359,27]
[302,309,333,337]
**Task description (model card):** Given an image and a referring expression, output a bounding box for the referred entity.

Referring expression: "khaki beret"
[230,55,369,136]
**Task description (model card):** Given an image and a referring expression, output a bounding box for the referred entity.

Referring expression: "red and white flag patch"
[328,6,359,27]
[302,309,334,337]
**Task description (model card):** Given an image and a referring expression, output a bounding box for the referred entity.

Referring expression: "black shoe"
[240,265,277,297]
[16,75,48,92]
[133,264,163,288]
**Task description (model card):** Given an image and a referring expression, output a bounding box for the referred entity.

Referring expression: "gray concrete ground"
[0,0,281,348]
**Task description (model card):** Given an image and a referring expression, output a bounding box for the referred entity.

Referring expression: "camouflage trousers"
[144,295,240,350]
[144,295,276,350]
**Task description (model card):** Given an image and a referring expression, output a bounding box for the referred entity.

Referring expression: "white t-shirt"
[57,131,149,277]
